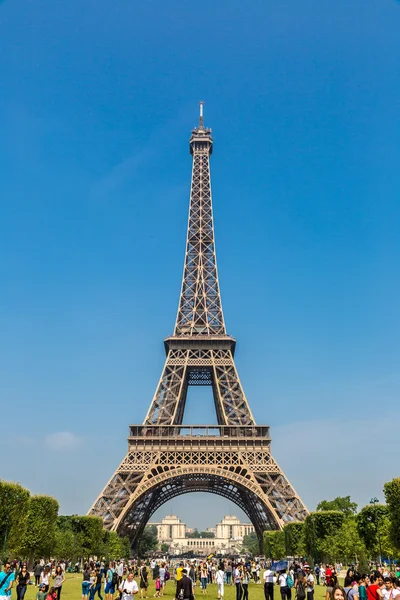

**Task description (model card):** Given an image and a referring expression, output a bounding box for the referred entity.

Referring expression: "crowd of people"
[1,556,400,600]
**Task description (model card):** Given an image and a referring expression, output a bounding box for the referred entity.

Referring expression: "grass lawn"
[22,573,330,600]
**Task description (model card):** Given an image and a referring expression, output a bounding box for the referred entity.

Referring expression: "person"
[358,576,368,600]
[176,570,193,600]
[140,563,149,600]
[176,565,184,584]
[325,569,338,600]
[241,566,249,600]
[0,561,15,600]
[116,563,124,589]
[344,571,354,588]
[381,578,400,600]
[200,564,208,595]
[16,564,30,600]
[154,577,161,598]
[278,569,291,600]
[34,564,43,587]
[329,586,346,600]
[366,575,383,600]
[36,584,47,600]
[53,566,65,600]
[216,565,225,600]
[294,571,306,600]
[226,563,232,586]
[234,565,242,600]
[314,566,320,587]
[46,588,57,600]
[82,565,92,600]
[40,568,51,593]
[105,562,116,600]
[119,573,138,600]
[264,566,274,600]
[90,568,103,600]
[304,566,314,600]
[158,564,165,597]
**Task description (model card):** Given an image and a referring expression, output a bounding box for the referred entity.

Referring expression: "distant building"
[149,514,255,555]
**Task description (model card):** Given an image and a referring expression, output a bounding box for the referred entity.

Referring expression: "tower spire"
[199,100,204,129]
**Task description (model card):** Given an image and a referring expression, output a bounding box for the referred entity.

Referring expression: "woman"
[241,566,250,600]
[345,571,354,588]
[329,586,346,600]
[34,563,43,587]
[326,570,338,600]
[82,564,91,600]
[139,563,148,600]
[53,566,65,600]
[40,567,51,593]
[294,571,306,600]
[234,565,243,600]
[200,563,208,595]
[16,564,30,600]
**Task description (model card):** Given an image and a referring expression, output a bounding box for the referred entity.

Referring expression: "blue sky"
[1,0,400,530]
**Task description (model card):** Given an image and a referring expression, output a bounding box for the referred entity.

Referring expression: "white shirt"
[382,589,400,600]
[116,565,124,577]
[278,574,288,588]
[216,571,224,585]
[306,575,314,593]
[264,570,274,584]
[121,579,138,600]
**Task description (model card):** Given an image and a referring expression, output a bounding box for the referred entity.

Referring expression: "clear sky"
[1,0,400,531]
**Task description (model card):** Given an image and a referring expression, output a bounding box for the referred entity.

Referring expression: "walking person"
[200,564,208,595]
[53,566,65,600]
[16,564,30,600]
[0,561,15,600]
[241,567,249,600]
[90,569,103,600]
[278,570,291,600]
[264,566,274,600]
[40,568,51,593]
[119,573,138,600]
[105,562,117,600]
[34,564,43,588]
[304,566,314,600]
[82,564,92,600]
[175,570,193,600]
[140,563,149,600]
[234,565,243,600]
[216,565,225,600]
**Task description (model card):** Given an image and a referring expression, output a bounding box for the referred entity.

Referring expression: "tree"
[242,532,259,556]
[160,543,170,553]
[316,496,358,517]
[0,480,31,560]
[318,517,365,563]
[264,530,285,559]
[284,522,305,557]
[54,526,75,561]
[105,531,123,560]
[384,478,400,551]
[304,511,344,562]
[136,525,158,558]
[21,495,59,563]
[357,505,393,558]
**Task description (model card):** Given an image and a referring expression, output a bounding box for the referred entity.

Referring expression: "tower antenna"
[199,100,204,128]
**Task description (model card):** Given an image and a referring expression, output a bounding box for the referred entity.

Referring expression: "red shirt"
[367,584,380,600]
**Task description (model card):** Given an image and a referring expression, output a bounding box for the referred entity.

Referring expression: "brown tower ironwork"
[89,104,308,550]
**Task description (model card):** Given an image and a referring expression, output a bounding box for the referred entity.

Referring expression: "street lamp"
[370,497,382,565]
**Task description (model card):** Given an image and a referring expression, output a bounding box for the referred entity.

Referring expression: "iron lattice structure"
[89,106,308,550]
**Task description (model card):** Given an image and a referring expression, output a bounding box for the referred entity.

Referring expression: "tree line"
[0,480,130,564]
[264,477,400,565]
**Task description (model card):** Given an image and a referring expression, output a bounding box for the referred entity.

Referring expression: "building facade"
[149,514,255,555]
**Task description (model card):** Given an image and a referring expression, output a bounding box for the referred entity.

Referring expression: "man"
[119,573,138,600]
[381,578,400,600]
[176,570,193,600]
[116,562,124,589]
[263,565,274,600]
[304,565,314,600]
[0,562,15,600]
[176,565,184,583]
[215,565,225,600]
[314,565,320,586]
[105,562,116,600]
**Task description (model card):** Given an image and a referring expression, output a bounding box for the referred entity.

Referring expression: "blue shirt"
[0,571,15,596]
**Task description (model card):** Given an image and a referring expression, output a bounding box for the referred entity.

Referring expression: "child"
[46,587,58,600]
[36,584,47,600]
[154,577,161,598]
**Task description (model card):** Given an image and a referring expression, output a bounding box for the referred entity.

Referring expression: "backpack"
[296,581,306,600]
[112,571,119,586]
[165,571,171,582]
[287,575,294,589]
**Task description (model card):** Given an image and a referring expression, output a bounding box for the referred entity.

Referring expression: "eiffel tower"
[89,104,308,550]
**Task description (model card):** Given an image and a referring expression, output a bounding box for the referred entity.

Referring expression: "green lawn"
[21,573,329,600]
